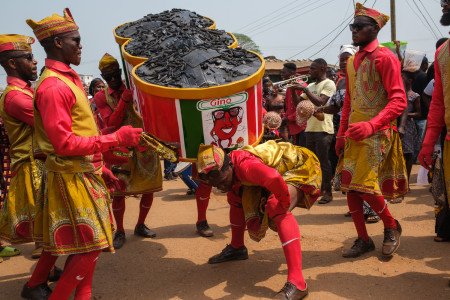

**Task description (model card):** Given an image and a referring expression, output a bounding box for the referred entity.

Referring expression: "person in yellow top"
[290,58,336,204]
[22,8,143,299]
[0,34,47,259]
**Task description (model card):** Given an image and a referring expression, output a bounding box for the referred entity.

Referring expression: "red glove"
[418,127,442,170]
[115,125,143,148]
[346,121,375,141]
[102,150,129,165]
[121,89,133,103]
[101,166,122,193]
[335,137,345,156]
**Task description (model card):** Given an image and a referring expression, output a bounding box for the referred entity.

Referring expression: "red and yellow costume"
[197,141,321,290]
[94,53,160,237]
[340,38,408,197]
[0,35,39,243]
[419,39,450,239]
[24,9,133,299]
[336,3,406,243]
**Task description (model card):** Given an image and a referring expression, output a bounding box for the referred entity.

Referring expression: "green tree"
[232,33,262,55]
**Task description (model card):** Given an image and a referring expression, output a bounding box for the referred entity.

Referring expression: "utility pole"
[390,0,396,41]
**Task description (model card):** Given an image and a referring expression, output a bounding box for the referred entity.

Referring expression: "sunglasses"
[349,22,377,32]
[11,52,34,61]
[102,69,122,81]
[58,35,81,47]
[212,107,241,120]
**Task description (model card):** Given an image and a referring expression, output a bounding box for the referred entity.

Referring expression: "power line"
[244,0,323,36]
[411,0,439,39]
[417,0,445,38]
[323,0,354,58]
[306,0,371,59]
[238,0,314,34]
[405,0,440,39]
[234,0,300,32]
[248,0,336,37]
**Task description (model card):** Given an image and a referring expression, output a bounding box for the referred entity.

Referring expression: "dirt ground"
[1,165,450,299]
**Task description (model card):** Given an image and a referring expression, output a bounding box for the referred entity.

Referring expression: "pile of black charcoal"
[115,9,261,88]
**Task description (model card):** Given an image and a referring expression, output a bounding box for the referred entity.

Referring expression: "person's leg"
[135,193,156,238]
[315,133,333,195]
[359,193,397,229]
[266,187,306,291]
[195,183,214,237]
[74,254,99,300]
[112,196,125,232]
[208,201,248,264]
[329,135,338,179]
[137,193,153,226]
[196,183,212,223]
[49,250,102,300]
[404,153,413,182]
[305,132,315,153]
[27,250,58,288]
[347,192,369,241]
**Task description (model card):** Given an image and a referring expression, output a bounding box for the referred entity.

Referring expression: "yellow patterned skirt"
[341,129,408,199]
[110,148,162,196]
[242,145,322,242]
[34,170,114,255]
[0,161,37,243]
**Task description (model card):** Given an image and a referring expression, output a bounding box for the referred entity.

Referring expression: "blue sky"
[0,0,446,87]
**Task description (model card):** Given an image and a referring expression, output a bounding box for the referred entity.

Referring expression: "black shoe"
[208,244,248,264]
[134,224,156,238]
[113,231,126,249]
[382,220,402,256]
[21,282,52,300]
[342,237,375,258]
[196,220,214,237]
[171,172,179,178]
[274,282,308,300]
[47,266,62,282]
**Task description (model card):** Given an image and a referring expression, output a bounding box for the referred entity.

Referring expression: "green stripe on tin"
[179,99,204,158]
[119,45,131,89]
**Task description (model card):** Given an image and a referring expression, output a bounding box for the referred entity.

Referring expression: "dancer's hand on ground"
[346,121,374,141]
[115,125,143,148]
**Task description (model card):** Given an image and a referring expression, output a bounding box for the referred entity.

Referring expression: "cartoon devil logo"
[210,106,243,148]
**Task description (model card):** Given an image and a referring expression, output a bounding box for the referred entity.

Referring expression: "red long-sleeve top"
[227,151,290,206]
[35,59,117,160]
[94,84,128,129]
[427,43,447,140]
[4,76,34,127]
[340,39,406,135]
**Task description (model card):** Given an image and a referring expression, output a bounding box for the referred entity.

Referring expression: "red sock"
[347,192,369,242]
[112,196,125,232]
[229,204,246,248]
[137,193,153,225]
[27,250,58,288]
[196,183,212,223]
[49,250,101,300]
[360,193,396,229]
[74,254,99,300]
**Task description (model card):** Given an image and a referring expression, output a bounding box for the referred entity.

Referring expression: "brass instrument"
[273,75,310,90]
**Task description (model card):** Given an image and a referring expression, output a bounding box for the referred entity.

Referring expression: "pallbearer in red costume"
[418,0,450,242]
[22,8,143,299]
[197,141,321,300]
[94,53,161,249]
[0,34,45,259]
[335,3,407,258]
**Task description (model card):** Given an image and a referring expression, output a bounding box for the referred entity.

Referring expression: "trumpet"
[273,75,310,90]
